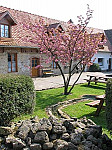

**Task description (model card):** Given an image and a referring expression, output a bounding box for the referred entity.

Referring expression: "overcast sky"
[0,0,112,30]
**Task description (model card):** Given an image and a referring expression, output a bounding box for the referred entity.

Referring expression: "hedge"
[105,79,112,130]
[88,63,101,72]
[0,74,35,126]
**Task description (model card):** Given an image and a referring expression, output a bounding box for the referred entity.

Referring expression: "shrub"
[88,63,101,72]
[105,79,112,130]
[0,74,35,126]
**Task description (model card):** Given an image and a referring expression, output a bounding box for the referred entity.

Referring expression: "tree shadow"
[81,83,106,90]
[35,91,67,110]
[78,110,107,130]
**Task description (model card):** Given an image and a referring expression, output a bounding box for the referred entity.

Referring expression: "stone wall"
[0,48,42,76]
[0,47,68,77]
[0,116,112,150]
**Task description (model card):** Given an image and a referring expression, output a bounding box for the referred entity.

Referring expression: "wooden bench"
[84,76,107,86]
[85,94,105,116]
[85,100,100,108]
[42,69,54,77]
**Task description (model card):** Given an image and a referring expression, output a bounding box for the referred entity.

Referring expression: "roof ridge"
[0,5,67,24]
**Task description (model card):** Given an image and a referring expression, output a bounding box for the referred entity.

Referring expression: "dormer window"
[0,11,17,40]
[0,24,9,38]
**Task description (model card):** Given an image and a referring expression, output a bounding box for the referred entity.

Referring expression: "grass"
[14,82,111,138]
[14,82,105,120]
[63,100,111,138]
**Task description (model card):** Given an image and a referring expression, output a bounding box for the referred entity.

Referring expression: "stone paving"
[32,71,112,90]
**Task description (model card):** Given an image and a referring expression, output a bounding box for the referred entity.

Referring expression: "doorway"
[108,58,112,71]
[31,58,40,77]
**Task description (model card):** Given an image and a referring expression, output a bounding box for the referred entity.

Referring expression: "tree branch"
[68,65,85,94]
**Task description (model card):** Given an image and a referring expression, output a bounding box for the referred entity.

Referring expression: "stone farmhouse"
[0,6,112,77]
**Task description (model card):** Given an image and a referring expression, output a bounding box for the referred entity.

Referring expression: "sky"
[0,0,112,30]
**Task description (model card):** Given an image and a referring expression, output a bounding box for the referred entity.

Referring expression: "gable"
[0,11,17,25]
[104,30,112,45]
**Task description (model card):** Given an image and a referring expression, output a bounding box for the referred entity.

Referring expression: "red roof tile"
[0,6,68,48]
[0,6,110,53]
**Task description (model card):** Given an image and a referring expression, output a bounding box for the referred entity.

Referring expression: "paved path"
[32,71,111,90]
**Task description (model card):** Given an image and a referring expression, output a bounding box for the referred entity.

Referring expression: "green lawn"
[14,82,105,120]
[14,82,111,138]
[63,100,111,138]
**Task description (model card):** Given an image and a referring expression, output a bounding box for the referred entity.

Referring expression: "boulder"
[0,127,13,136]
[52,125,66,134]
[43,142,53,149]
[70,133,84,145]
[38,118,52,132]
[68,142,78,150]
[30,143,42,150]
[6,137,26,150]
[61,133,70,141]
[17,124,30,140]
[34,131,49,143]
[53,139,68,150]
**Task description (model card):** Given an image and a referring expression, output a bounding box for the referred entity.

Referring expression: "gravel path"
[32,71,111,90]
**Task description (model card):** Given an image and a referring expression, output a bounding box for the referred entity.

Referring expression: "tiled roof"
[0,6,68,48]
[0,6,110,53]
[104,30,112,45]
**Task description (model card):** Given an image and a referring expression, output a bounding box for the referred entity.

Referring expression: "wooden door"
[32,58,40,77]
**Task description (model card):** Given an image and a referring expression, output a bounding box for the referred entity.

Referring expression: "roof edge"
[0,45,39,49]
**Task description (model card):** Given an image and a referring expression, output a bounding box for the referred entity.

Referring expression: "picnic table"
[84,74,112,86]
[85,94,105,116]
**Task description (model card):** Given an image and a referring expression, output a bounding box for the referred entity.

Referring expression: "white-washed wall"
[91,51,112,71]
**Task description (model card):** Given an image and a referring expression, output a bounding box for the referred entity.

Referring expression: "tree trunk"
[64,84,69,95]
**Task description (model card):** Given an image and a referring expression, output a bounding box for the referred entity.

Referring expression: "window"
[52,61,57,69]
[8,53,17,72]
[0,24,9,38]
[98,58,104,66]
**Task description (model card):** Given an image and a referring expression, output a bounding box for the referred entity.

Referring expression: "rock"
[0,115,112,150]
[30,143,42,150]
[84,125,102,138]
[43,142,53,149]
[50,134,57,140]
[87,119,96,125]
[25,137,32,146]
[91,145,99,150]
[102,134,111,144]
[70,133,84,145]
[6,137,26,150]
[16,120,32,140]
[31,123,39,134]
[83,146,91,150]
[63,120,77,131]
[83,141,93,148]
[74,128,83,134]
[80,117,88,125]
[77,122,86,129]
[38,118,52,132]
[23,148,30,150]
[53,139,68,150]
[31,116,39,123]
[68,142,78,150]
[17,124,30,140]
[49,116,61,126]
[0,127,13,136]
[102,134,112,148]
[34,131,49,143]
[21,120,32,128]
[0,137,4,145]
[87,135,94,141]
[63,119,74,127]
[52,125,66,134]
[61,133,70,141]
[28,130,35,139]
